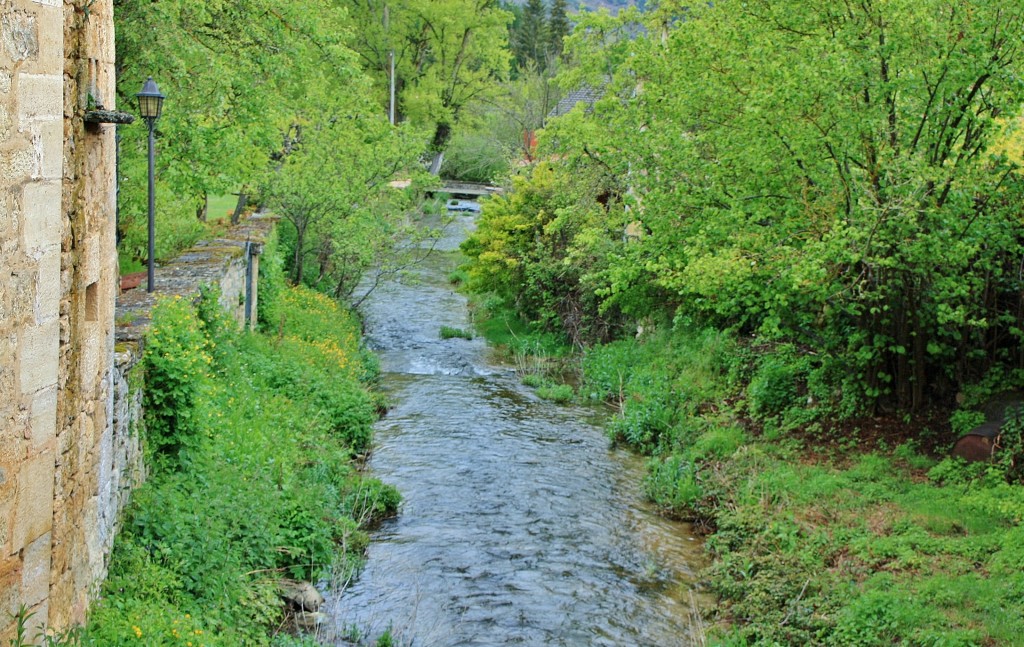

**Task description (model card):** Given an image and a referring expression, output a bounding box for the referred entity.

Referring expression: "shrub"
[536,383,574,403]
[196,284,235,361]
[996,414,1024,484]
[747,350,806,420]
[828,587,977,647]
[6,607,82,646]
[257,228,286,329]
[691,425,747,460]
[521,373,545,388]
[608,394,675,452]
[581,339,639,401]
[341,478,402,525]
[316,386,376,453]
[440,130,509,183]
[645,455,702,516]
[143,295,213,464]
[447,267,469,286]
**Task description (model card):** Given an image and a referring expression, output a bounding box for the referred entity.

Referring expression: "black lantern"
[136,77,165,120]
[136,77,165,293]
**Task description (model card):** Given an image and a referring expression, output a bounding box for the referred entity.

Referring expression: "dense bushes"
[85,283,397,645]
[582,328,734,454]
[142,295,214,464]
[460,2,1024,416]
[460,162,631,348]
[440,129,510,183]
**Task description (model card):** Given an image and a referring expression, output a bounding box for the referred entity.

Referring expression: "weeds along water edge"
[35,281,403,645]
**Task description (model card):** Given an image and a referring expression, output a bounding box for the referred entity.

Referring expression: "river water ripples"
[324,214,706,646]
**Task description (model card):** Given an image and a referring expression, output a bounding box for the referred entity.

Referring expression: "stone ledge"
[114,212,277,349]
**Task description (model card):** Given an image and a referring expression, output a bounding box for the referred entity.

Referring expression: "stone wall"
[1,0,275,637]
[0,0,108,638]
[49,0,122,631]
[115,213,276,342]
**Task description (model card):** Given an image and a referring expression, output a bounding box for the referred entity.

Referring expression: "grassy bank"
[464,297,1024,645]
[579,327,1024,645]
[79,283,398,645]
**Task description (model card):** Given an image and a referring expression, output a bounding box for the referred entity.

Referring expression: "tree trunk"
[293,223,306,285]
[429,121,452,175]
[429,151,445,175]
[196,193,208,222]
[432,121,452,150]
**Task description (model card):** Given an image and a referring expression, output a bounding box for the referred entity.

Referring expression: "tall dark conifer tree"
[547,0,569,60]
[514,0,549,69]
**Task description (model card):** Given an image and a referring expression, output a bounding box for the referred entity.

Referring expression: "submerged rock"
[294,610,327,631]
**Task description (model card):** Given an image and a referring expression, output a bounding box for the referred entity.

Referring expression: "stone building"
[1,0,123,637]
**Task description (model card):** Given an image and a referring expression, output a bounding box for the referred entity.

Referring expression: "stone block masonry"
[1,0,276,635]
[1,0,75,639]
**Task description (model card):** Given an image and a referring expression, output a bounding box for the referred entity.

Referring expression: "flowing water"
[324,215,707,646]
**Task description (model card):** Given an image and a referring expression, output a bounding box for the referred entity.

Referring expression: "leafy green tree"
[262,107,425,290]
[338,0,513,168]
[442,60,562,179]
[473,0,1024,413]
[114,0,361,261]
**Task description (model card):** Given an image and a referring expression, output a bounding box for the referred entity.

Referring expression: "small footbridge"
[434,181,504,199]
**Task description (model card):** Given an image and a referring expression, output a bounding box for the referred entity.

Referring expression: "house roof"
[547,85,606,119]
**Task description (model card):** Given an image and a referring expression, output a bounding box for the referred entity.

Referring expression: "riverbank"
[73,278,398,645]
[470,306,1024,645]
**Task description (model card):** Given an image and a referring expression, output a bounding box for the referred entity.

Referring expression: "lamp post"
[136,77,165,293]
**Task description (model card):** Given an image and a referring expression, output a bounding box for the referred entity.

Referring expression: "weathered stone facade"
[1,0,120,638]
[2,0,276,639]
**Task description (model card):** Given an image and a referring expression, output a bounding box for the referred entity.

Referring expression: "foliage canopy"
[465,0,1024,412]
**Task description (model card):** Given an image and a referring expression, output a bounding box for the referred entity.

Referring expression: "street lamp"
[136,77,165,293]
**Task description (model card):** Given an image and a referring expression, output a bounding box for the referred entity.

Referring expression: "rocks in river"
[279,579,325,611]
[294,610,327,631]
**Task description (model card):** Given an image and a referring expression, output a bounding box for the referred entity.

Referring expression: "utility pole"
[385,4,395,125]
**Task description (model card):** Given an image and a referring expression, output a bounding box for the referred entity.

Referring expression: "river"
[323,213,707,646]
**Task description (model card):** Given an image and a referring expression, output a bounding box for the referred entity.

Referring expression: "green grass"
[699,450,1024,646]
[439,325,473,340]
[535,383,574,403]
[581,325,1024,645]
[208,193,240,221]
